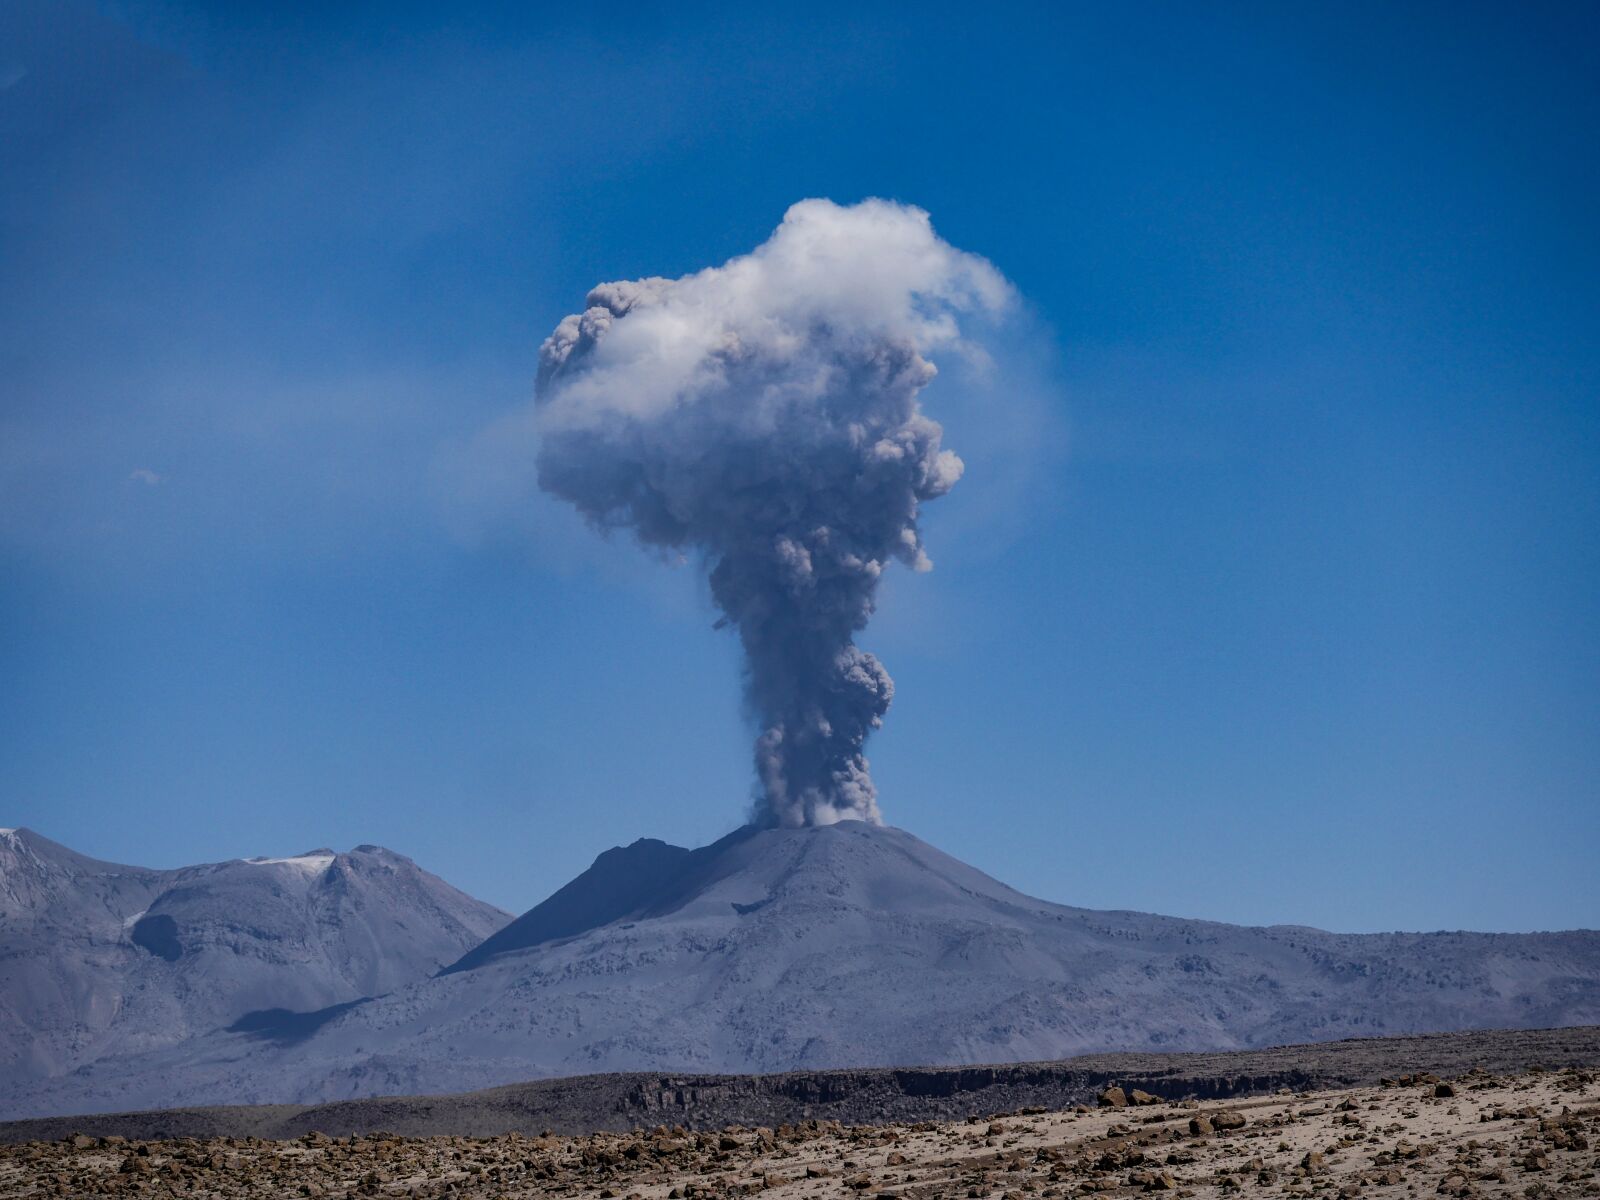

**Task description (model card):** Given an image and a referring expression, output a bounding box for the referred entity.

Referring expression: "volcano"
[4,820,1598,1119]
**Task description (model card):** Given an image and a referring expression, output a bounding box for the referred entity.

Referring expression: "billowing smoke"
[535,198,1010,827]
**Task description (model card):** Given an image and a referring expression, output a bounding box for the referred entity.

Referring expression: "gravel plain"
[2,1055,1596,1198]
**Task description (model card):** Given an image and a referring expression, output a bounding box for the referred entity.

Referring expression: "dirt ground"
[2,1065,1594,1199]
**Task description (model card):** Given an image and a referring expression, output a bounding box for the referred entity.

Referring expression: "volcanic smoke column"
[534,199,1010,827]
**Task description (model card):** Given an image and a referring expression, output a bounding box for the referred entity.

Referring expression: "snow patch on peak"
[242,853,336,877]
[122,909,148,929]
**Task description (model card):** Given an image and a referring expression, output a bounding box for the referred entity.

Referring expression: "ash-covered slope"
[8,820,1596,1120]
[0,827,509,1088]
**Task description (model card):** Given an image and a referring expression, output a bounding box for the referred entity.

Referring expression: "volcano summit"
[6,820,1596,1119]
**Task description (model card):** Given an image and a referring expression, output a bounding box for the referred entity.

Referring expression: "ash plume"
[534,199,1010,827]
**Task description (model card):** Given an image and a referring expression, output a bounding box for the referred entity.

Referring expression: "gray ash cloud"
[534,199,1010,826]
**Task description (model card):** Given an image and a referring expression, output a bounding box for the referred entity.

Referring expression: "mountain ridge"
[4,819,1594,1119]
[0,826,509,1090]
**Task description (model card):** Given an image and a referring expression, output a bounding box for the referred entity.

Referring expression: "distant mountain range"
[0,827,507,1095]
[3,820,1597,1119]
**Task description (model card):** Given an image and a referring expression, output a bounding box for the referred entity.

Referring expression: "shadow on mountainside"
[441,826,760,974]
[228,1000,368,1043]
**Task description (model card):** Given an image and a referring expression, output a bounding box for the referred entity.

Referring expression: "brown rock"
[1129,1090,1161,1106]
[1097,1087,1128,1108]
[1187,1116,1214,1137]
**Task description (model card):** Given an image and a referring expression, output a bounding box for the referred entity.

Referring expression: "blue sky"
[2,0,1595,932]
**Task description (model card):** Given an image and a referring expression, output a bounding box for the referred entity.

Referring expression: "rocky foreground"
[3,1065,1595,1199]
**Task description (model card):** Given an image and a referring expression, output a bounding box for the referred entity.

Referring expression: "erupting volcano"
[6,819,1597,1119]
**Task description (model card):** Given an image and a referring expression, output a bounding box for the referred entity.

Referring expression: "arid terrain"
[3,1040,1596,1198]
